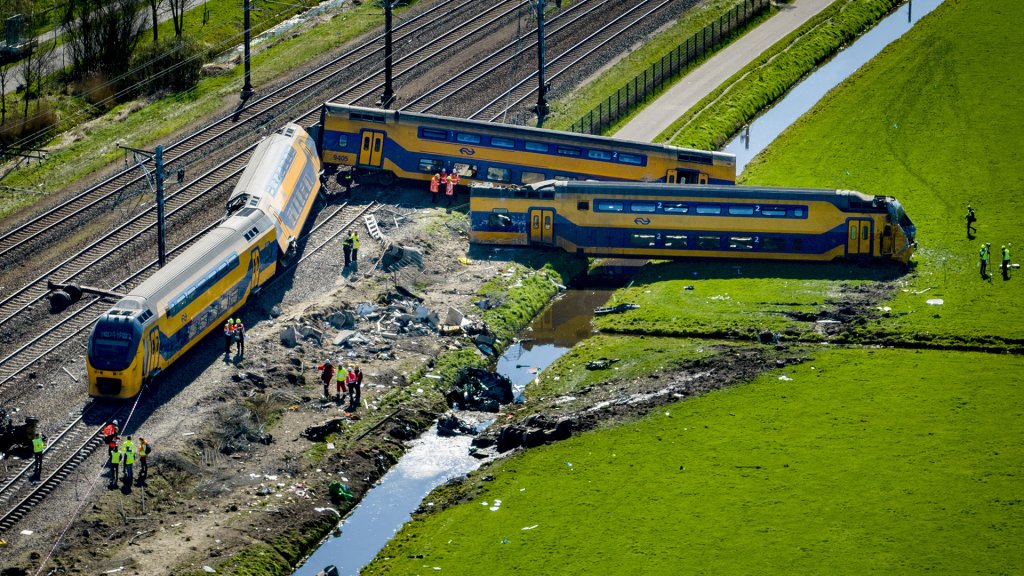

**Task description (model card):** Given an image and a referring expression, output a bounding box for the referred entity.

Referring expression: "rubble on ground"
[445,368,513,412]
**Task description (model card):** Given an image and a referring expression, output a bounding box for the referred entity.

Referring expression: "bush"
[129,35,206,96]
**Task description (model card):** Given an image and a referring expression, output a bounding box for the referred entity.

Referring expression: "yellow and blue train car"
[317,103,736,187]
[469,180,916,264]
[87,124,321,398]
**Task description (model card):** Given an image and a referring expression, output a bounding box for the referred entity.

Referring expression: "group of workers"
[101,420,152,488]
[429,169,460,206]
[968,206,1013,280]
[223,318,246,357]
[316,360,363,408]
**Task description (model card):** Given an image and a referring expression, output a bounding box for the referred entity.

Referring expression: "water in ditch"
[724,0,946,175]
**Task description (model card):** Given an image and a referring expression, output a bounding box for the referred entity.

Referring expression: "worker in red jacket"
[317,360,335,399]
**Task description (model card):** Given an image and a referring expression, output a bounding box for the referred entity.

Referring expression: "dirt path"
[615,0,835,142]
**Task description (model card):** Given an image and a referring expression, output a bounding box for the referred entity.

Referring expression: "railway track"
[0,199,373,532]
[0,0,503,266]
[470,0,677,122]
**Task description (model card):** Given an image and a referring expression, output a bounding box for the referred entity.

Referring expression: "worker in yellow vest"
[109,439,122,487]
[123,435,136,485]
[349,232,360,266]
[32,432,46,480]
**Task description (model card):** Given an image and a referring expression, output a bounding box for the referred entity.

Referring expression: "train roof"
[508,180,888,207]
[324,103,735,166]
[123,209,269,310]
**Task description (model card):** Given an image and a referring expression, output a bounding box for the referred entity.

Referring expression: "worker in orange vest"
[445,173,455,206]
[429,173,440,203]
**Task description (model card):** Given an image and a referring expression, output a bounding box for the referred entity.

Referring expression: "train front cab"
[88,303,147,398]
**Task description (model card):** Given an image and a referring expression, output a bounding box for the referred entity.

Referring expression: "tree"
[167,0,187,38]
[64,0,144,85]
[148,0,163,43]
[0,62,9,126]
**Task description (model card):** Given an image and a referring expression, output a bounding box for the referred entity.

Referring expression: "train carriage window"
[663,202,688,214]
[323,133,347,149]
[696,235,721,250]
[761,207,787,217]
[762,237,787,252]
[862,226,870,241]
[729,236,756,250]
[452,163,478,178]
[351,111,386,123]
[486,167,512,182]
[419,158,444,173]
[577,201,590,210]
[525,141,549,153]
[488,209,512,229]
[793,207,806,217]
[374,138,382,152]
[728,205,755,216]
[420,128,448,141]
[556,146,581,157]
[522,171,546,184]
[588,149,613,160]
[664,234,688,248]
[595,200,624,212]
[695,205,722,215]
[491,136,515,148]
[630,233,657,247]
[630,202,657,213]
[618,152,644,165]
[554,175,578,181]
[678,151,712,165]
[456,133,481,144]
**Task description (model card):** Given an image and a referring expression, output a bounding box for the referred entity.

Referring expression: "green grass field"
[361,1,1024,573]
[365,348,1024,574]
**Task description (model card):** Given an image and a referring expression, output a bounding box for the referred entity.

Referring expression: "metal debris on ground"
[593,303,640,315]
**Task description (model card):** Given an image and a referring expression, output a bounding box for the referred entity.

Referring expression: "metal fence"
[569,0,770,135]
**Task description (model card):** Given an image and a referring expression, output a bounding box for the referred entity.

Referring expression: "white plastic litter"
[522,525,539,531]
[926,299,944,305]
[778,375,793,381]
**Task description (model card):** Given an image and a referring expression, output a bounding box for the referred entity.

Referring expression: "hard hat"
[113,420,119,426]
[325,359,332,365]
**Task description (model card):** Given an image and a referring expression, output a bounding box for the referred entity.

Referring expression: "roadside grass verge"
[592,259,902,341]
[0,0,397,219]
[363,348,1024,574]
[544,0,774,132]
[742,0,1024,346]
[659,0,901,149]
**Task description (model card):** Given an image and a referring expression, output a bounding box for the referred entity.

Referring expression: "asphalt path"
[615,0,835,143]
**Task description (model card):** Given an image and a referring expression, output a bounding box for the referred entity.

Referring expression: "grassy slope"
[365,348,1024,574]
[742,0,1024,347]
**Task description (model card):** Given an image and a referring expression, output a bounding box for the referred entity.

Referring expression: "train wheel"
[64,283,83,303]
[49,290,71,312]
[378,171,396,186]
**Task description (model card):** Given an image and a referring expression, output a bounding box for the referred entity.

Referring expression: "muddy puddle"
[725,0,946,174]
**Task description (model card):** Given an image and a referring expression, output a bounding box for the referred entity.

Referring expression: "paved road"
[615,0,835,143]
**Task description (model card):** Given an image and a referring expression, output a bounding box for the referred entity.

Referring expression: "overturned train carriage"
[87,124,321,399]
[317,103,736,187]
[469,180,916,264]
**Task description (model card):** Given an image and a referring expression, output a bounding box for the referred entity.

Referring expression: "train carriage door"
[697,173,709,184]
[146,328,161,380]
[358,130,386,168]
[666,170,678,184]
[249,248,261,295]
[529,208,554,245]
[846,219,873,256]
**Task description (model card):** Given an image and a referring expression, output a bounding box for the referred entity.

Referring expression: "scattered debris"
[585,358,620,370]
[926,299,944,305]
[594,303,640,316]
[445,369,513,412]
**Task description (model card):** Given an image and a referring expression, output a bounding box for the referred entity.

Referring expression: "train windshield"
[889,199,916,242]
[88,315,142,371]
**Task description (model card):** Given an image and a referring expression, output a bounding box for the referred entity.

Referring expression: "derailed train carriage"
[86,124,321,399]
[316,103,737,187]
[469,180,916,264]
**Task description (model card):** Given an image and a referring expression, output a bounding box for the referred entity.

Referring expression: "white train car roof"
[122,209,271,313]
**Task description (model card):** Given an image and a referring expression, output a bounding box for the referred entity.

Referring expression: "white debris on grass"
[778,375,793,381]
